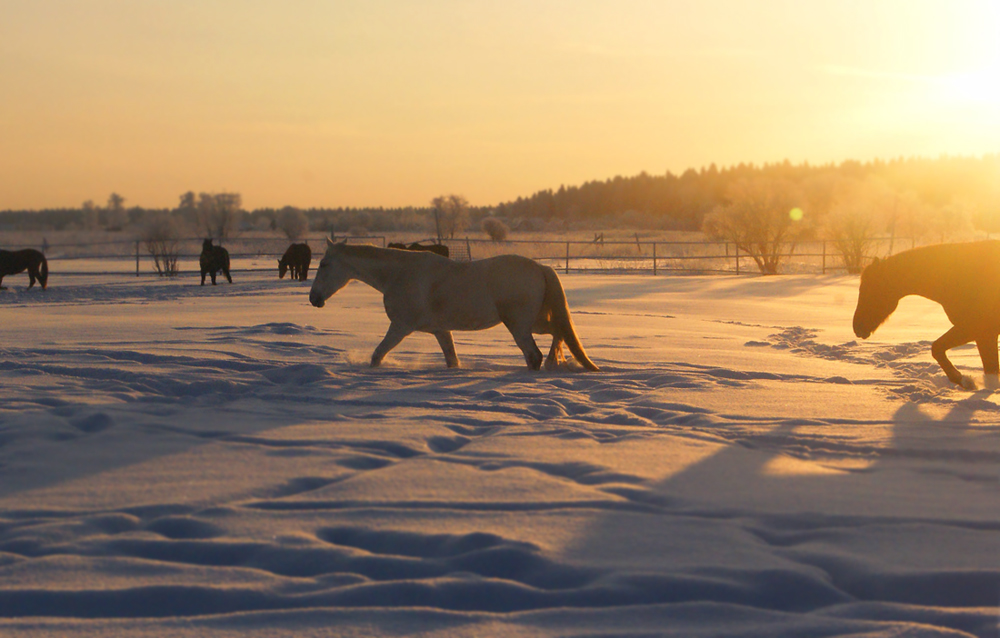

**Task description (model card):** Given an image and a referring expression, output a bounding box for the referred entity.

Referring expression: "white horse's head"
[309,238,351,308]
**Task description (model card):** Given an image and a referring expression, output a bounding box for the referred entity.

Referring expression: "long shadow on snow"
[563,396,999,636]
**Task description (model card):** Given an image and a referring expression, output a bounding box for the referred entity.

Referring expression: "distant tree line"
[2,156,996,261]
[0,197,484,239]
[495,155,999,233]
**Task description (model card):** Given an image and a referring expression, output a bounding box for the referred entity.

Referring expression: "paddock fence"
[1,234,928,278]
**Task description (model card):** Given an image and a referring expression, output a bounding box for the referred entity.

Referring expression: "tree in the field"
[702,177,805,275]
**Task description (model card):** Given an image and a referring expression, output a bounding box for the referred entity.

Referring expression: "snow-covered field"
[0,267,996,637]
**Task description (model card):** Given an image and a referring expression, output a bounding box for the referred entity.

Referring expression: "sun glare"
[940,67,1000,105]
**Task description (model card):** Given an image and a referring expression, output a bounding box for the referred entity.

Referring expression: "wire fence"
[2,234,924,277]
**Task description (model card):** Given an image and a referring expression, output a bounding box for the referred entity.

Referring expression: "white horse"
[309,239,599,371]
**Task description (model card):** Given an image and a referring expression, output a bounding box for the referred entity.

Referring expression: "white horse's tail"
[542,267,600,372]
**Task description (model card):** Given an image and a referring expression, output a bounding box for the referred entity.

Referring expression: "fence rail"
[2,234,924,277]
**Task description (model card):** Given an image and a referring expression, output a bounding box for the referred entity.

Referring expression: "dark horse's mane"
[0,248,48,290]
[200,239,232,286]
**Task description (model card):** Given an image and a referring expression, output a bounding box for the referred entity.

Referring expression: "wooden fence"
[1,234,925,277]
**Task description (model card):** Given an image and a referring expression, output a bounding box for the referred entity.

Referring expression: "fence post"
[135,241,140,277]
[822,240,826,275]
[565,242,570,274]
[652,242,657,275]
[735,244,740,275]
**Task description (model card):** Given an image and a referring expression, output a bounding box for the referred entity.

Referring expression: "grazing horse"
[199,239,232,285]
[309,238,599,371]
[387,242,450,258]
[0,248,48,290]
[853,241,1000,389]
[279,243,312,281]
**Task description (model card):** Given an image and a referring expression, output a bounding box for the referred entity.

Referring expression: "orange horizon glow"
[1,0,998,211]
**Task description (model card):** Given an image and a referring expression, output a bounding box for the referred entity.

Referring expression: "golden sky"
[1,0,998,210]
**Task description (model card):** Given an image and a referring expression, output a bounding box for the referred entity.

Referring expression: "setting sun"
[941,67,1000,105]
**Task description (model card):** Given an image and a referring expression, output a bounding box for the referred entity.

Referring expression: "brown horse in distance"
[200,239,232,285]
[279,243,312,281]
[853,241,1000,389]
[0,248,48,290]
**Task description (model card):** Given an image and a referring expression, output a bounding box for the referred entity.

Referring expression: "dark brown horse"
[853,241,1000,389]
[0,248,48,290]
[278,243,312,281]
[200,239,232,285]
[387,242,450,258]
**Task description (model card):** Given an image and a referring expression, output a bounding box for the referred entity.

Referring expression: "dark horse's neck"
[882,243,964,305]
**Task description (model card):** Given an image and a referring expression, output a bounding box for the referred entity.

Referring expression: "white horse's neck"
[337,246,403,293]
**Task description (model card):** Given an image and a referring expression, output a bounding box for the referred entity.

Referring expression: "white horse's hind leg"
[371,322,412,367]
[434,331,461,368]
[505,325,543,370]
[544,338,565,370]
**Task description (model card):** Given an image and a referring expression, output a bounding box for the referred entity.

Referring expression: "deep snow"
[0,268,996,637]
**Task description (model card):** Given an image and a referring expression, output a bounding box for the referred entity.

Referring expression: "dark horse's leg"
[975,334,999,388]
[223,265,232,283]
[932,325,974,388]
[434,331,460,368]
[27,264,36,289]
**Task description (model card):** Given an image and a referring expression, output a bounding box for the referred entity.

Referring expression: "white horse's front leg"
[434,331,460,368]
[371,322,412,367]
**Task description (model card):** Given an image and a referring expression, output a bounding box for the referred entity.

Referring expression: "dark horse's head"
[278,257,289,279]
[202,238,214,253]
[853,257,899,339]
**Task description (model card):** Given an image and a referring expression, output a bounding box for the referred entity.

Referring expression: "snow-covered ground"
[0,267,996,637]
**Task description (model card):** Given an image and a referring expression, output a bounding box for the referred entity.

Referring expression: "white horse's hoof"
[959,375,977,390]
[984,374,1000,390]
